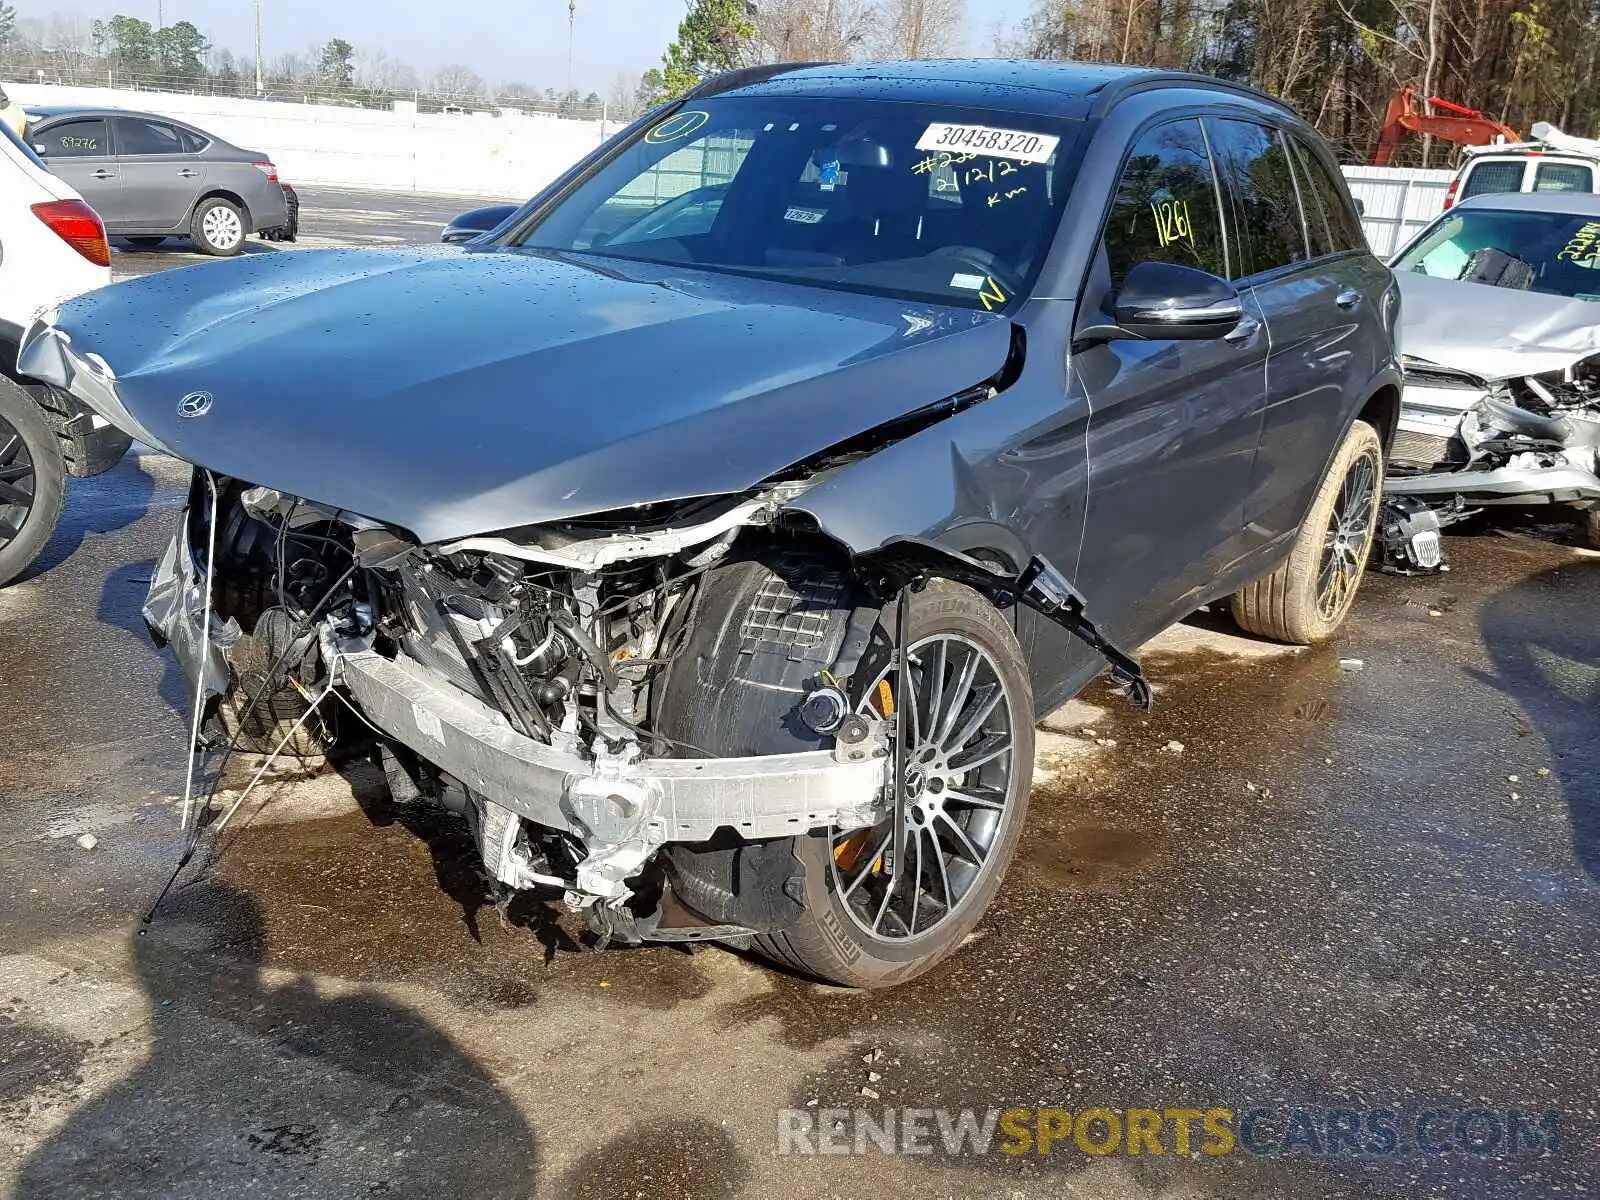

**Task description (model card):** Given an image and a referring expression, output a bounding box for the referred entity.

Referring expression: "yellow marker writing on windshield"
[979,277,1008,311]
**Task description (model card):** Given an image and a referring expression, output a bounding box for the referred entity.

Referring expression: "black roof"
[708,60,1286,120]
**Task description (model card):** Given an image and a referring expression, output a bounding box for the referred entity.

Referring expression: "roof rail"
[681,62,834,104]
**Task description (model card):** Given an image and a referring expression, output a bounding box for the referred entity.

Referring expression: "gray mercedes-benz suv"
[22,62,1399,988]
[25,106,290,255]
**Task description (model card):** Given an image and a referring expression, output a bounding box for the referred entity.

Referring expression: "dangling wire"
[178,469,219,836]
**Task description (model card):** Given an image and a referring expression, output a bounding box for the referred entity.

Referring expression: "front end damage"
[1383,353,1600,563]
[145,470,1144,945]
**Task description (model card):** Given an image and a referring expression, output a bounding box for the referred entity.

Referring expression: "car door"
[33,117,125,226]
[1206,118,1372,546]
[1071,116,1270,646]
[112,116,205,232]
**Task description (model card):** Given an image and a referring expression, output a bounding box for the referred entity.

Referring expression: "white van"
[1448,122,1600,207]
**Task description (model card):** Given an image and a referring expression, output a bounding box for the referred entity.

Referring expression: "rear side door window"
[1100,117,1229,288]
[114,118,185,157]
[1288,135,1368,253]
[1206,119,1308,278]
[39,118,109,158]
[1534,162,1593,193]
[1460,159,1527,200]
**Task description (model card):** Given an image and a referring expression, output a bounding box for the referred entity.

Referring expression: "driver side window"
[1101,119,1228,289]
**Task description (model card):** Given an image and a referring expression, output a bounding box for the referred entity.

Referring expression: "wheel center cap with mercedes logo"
[177,391,214,418]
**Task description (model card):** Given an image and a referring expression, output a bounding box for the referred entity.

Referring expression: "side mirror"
[440,203,520,245]
[1352,197,1366,218]
[32,143,48,156]
[1077,261,1243,346]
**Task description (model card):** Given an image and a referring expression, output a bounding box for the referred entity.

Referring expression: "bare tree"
[754,0,876,61]
[432,63,484,101]
[874,0,966,59]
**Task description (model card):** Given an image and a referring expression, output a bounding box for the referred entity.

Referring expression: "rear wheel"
[0,378,66,588]
[1231,419,1382,644]
[191,198,246,256]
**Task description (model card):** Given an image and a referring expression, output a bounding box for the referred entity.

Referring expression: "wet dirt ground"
[1,444,1595,1199]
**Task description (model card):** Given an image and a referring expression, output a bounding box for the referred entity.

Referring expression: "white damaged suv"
[0,118,126,585]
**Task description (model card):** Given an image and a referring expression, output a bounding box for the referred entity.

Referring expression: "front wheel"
[1231,419,1382,644]
[755,580,1035,988]
[191,198,246,256]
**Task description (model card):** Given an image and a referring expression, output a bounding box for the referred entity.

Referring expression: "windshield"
[511,97,1079,310]
[1394,207,1600,300]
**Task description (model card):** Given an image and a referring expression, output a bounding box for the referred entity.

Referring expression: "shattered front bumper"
[143,525,239,707]
[338,649,886,845]
[143,525,888,899]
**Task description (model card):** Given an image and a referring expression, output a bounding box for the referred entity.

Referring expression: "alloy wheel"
[0,413,38,552]
[1317,447,1379,620]
[829,634,1019,942]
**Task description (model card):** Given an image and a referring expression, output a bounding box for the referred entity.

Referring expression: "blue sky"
[36,1,1039,92]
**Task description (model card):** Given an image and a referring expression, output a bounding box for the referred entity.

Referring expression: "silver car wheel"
[200,204,244,251]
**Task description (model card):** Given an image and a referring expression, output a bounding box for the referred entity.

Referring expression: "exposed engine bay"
[1382,353,1600,568]
[147,471,1145,947]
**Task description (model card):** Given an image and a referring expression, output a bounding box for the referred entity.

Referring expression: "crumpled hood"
[1397,271,1600,380]
[23,245,1010,544]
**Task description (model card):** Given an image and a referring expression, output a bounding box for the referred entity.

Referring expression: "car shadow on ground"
[21,453,157,582]
[1476,554,1600,881]
[12,882,540,1199]
[97,557,190,717]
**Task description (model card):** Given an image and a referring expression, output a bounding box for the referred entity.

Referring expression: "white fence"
[7,82,609,199]
[1341,165,1454,257]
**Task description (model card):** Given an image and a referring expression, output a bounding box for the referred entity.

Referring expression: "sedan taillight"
[251,160,279,182]
[31,199,110,267]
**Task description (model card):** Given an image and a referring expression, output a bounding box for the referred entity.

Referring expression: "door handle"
[1335,288,1362,309]
[91,169,115,179]
[178,169,199,178]
[1223,314,1262,345]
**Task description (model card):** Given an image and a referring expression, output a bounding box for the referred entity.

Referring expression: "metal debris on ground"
[74,833,98,851]
[1164,740,1185,753]
[1339,658,1365,672]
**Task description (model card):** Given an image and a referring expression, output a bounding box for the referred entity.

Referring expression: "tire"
[23,381,133,477]
[1231,419,1383,645]
[0,378,67,588]
[190,198,247,256]
[124,236,167,250]
[761,581,1034,987]
[1579,508,1600,551]
[653,552,1035,987]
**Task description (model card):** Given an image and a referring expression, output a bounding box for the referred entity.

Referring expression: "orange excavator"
[1372,88,1520,165]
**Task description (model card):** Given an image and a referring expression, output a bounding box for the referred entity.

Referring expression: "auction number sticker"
[916,122,1058,164]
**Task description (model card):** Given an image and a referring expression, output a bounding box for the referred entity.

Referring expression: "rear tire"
[191,198,246,256]
[1231,419,1382,645]
[0,378,66,588]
